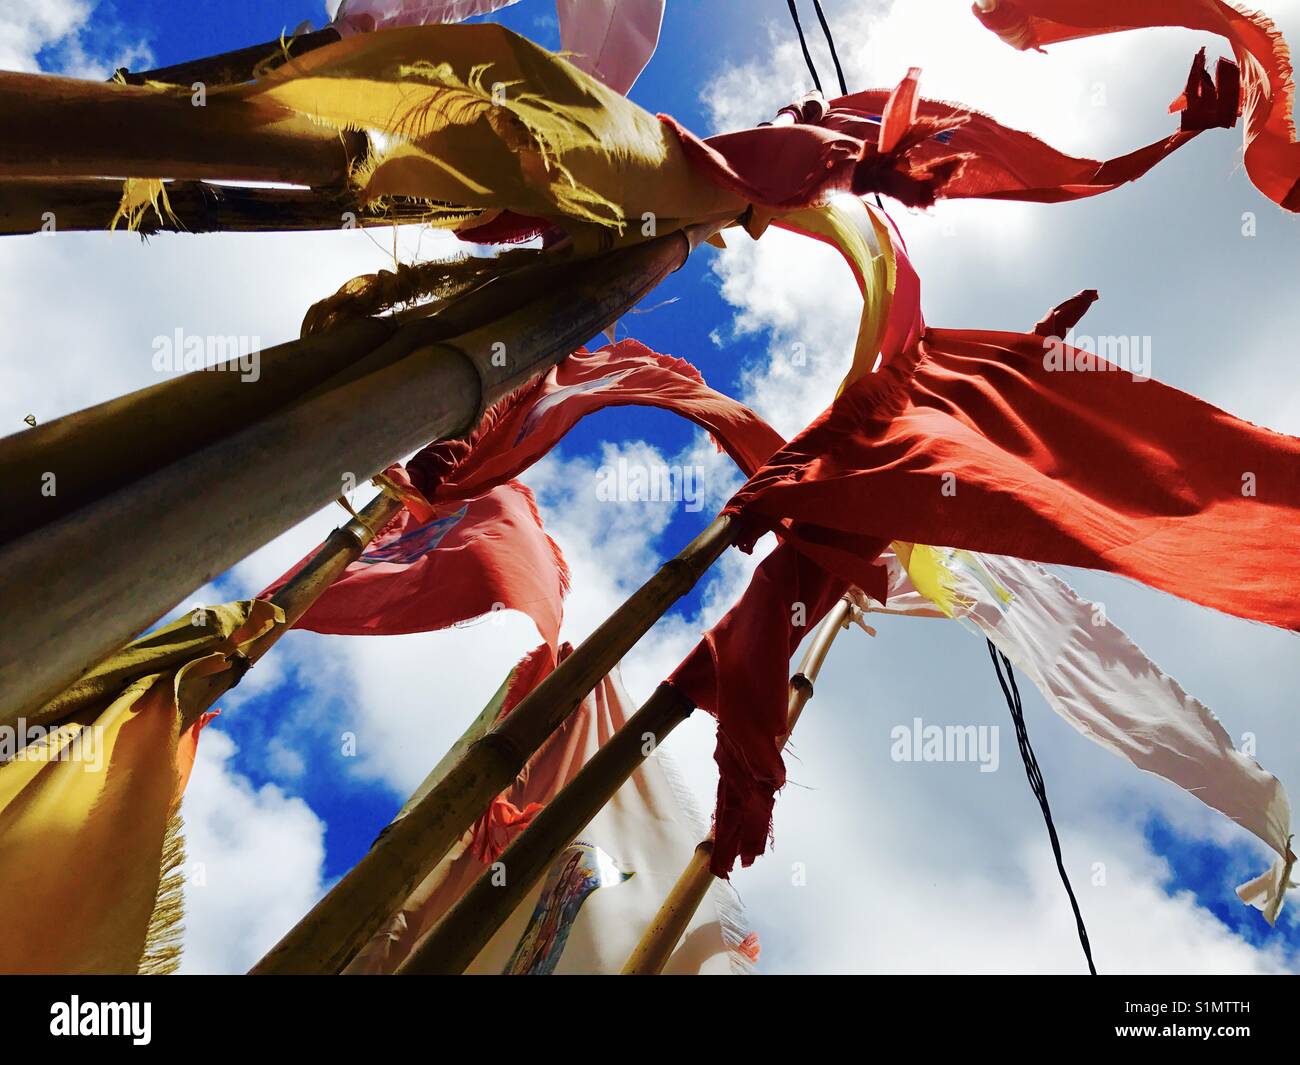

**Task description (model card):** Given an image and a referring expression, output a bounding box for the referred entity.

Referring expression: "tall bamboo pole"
[115,27,343,88]
[170,488,406,730]
[0,71,357,186]
[395,598,857,975]
[249,515,735,975]
[395,682,695,974]
[0,231,694,726]
[620,596,856,975]
[0,178,434,236]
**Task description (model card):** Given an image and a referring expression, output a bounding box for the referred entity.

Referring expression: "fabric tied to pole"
[0,599,282,974]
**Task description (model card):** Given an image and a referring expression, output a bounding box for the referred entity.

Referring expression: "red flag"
[1032,288,1099,338]
[973,0,1300,210]
[727,329,1300,632]
[664,52,1241,210]
[670,544,848,877]
[261,481,570,645]
[408,340,785,499]
[468,640,561,862]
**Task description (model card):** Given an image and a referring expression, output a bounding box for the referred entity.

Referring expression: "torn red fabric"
[470,642,633,862]
[973,0,1300,210]
[469,797,544,863]
[664,51,1240,210]
[726,329,1300,632]
[468,641,560,861]
[670,544,849,877]
[1032,288,1099,337]
[260,481,570,645]
[407,339,785,499]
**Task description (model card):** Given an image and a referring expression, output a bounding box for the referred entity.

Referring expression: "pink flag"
[261,481,569,646]
[557,0,665,93]
[408,340,785,501]
[332,0,522,35]
[334,0,666,94]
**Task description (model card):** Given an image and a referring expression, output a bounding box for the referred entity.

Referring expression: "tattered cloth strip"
[347,650,754,974]
[1032,287,1098,338]
[726,323,1300,633]
[300,246,540,336]
[0,600,281,974]
[670,544,849,877]
[872,547,1296,922]
[974,0,1300,211]
[223,23,745,248]
[669,53,1239,210]
[407,339,786,499]
[264,341,783,646]
[262,479,570,647]
[110,177,180,232]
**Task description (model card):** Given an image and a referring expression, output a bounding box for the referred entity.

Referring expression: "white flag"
[870,547,1295,923]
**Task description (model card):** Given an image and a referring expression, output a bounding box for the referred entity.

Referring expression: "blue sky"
[5,0,1300,974]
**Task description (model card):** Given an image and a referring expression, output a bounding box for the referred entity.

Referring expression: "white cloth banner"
[346,664,754,974]
[871,548,1295,923]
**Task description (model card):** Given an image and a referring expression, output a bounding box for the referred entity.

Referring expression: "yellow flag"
[223,23,744,243]
[0,600,281,974]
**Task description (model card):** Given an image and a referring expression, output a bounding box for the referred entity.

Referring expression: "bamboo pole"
[620,596,855,975]
[0,231,693,726]
[170,488,406,730]
[0,178,435,236]
[396,682,695,974]
[249,517,734,975]
[115,27,343,88]
[619,842,717,973]
[0,71,357,186]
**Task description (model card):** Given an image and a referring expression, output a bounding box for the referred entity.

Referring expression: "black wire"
[784,4,884,215]
[987,640,1098,975]
[785,0,823,94]
[811,0,848,96]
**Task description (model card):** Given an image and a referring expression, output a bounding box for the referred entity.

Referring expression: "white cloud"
[0,0,152,77]
[178,730,327,974]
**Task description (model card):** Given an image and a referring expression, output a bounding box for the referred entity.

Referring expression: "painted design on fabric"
[513,371,636,445]
[357,505,470,565]
[502,841,632,975]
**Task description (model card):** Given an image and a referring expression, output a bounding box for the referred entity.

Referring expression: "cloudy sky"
[3,0,1299,974]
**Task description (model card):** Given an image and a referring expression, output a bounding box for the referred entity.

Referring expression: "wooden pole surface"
[620,596,856,975]
[0,232,692,726]
[396,682,695,974]
[115,27,343,88]
[0,71,357,186]
[617,842,717,975]
[248,517,733,975]
[171,488,407,731]
[0,178,434,236]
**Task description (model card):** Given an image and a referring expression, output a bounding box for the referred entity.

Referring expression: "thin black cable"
[785,0,823,94]
[811,0,848,96]
[987,640,1098,974]
[785,3,885,213]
